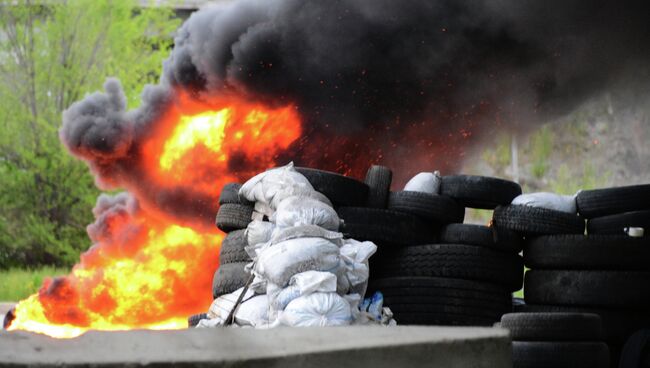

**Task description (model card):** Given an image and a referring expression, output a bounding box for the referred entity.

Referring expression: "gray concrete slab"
[0,326,512,367]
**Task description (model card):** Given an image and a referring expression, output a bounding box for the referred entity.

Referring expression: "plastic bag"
[511,192,577,214]
[246,220,276,246]
[254,237,340,287]
[272,196,340,231]
[267,271,338,311]
[239,162,313,208]
[278,292,353,327]
[403,171,441,194]
[269,186,333,211]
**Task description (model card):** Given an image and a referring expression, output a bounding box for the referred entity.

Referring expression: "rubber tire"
[619,330,650,368]
[337,207,437,246]
[388,191,465,223]
[577,184,650,219]
[295,167,368,207]
[493,205,585,236]
[587,210,650,235]
[3,307,15,329]
[440,175,522,209]
[368,277,512,312]
[392,312,500,326]
[215,203,253,233]
[440,223,523,253]
[516,304,650,346]
[500,312,604,341]
[388,302,507,320]
[212,262,250,299]
[364,165,392,208]
[219,230,251,264]
[371,244,524,291]
[524,270,650,308]
[218,183,252,205]
[524,235,650,270]
[188,313,208,327]
[512,341,609,368]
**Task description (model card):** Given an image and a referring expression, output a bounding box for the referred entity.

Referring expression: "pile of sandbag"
[196,163,392,328]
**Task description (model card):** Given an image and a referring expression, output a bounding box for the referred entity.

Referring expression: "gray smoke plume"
[61,0,650,224]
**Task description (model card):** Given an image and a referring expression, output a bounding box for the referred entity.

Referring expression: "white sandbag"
[207,287,256,320]
[403,171,441,194]
[246,220,276,246]
[511,192,577,214]
[272,196,340,231]
[254,237,341,287]
[234,294,270,327]
[239,162,313,207]
[267,271,337,311]
[278,292,353,327]
[269,186,333,210]
[269,224,343,246]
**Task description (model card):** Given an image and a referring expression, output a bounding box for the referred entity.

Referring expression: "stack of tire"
[501,312,609,368]
[515,184,650,367]
[365,173,525,326]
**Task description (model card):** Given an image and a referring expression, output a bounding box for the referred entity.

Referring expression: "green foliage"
[481,134,511,172]
[550,163,610,195]
[0,266,69,301]
[529,126,553,179]
[0,0,180,269]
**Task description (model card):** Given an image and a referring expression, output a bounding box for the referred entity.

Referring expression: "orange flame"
[8,93,302,338]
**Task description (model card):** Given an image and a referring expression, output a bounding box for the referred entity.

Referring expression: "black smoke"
[61,0,650,220]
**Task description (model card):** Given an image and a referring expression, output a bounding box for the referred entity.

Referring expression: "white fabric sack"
[270,224,343,246]
[234,294,270,327]
[246,220,276,246]
[207,287,256,320]
[239,162,313,208]
[403,171,441,194]
[511,192,577,214]
[254,237,340,287]
[272,196,340,231]
[278,292,353,327]
[267,271,338,311]
[269,186,333,211]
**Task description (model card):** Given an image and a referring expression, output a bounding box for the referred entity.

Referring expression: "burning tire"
[387,191,465,223]
[371,244,524,291]
[440,223,523,253]
[364,165,392,208]
[576,184,650,218]
[493,205,585,236]
[216,203,253,233]
[587,210,650,235]
[440,175,522,209]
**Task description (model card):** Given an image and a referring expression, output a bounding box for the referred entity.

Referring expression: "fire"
[8,94,302,338]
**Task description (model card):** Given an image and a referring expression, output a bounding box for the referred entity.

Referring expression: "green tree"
[0,0,180,268]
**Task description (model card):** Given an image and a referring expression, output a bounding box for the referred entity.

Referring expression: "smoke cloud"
[61,0,650,222]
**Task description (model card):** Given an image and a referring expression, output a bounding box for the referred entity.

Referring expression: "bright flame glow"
[8,93,302,338]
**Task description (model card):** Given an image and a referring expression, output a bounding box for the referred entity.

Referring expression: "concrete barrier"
[0,326,512,367]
